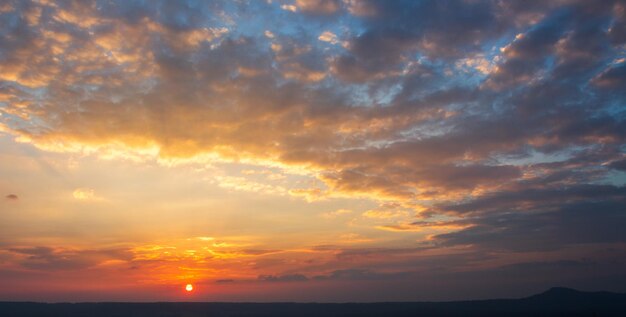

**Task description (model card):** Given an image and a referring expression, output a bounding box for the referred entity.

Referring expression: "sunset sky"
[1,0,625,302]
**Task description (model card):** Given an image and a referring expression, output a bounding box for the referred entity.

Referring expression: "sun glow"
[185,284,193,292]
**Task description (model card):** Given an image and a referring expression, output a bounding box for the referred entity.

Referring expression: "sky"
[0,0,625,302]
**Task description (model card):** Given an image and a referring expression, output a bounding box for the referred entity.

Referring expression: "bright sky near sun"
[0,0,625,302]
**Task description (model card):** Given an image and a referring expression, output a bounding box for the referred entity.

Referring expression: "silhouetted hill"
[1,288,625,317]
[534,287,588,298]
[527,286,626,302]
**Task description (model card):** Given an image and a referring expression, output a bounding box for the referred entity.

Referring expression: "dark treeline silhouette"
[1,287,625,317]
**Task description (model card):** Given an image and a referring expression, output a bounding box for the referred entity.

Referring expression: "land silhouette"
[1,287,625,316]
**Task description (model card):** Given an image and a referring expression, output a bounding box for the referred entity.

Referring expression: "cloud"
[362,209,408,219]
[329,0,531,83]
[258,274,308,282]
[281,4,297,13]
[318,31,339,44]
[376,220,467,232]
[438,184,626,215]
[72,188,97,200]
[6,246,132,271]
[0,1,622,207]
[5,194,18,201]
[593,62,626,89]
[321,208,352,219]
[257,269,409,283]
[314,269,409,281]
[0,1,625,289]
[338,233,373,244]
[609,158,626,171]
[295,0,341,15]
[432,196,626,252]
[343,0,377,17]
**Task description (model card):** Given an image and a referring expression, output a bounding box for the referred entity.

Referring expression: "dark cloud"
[7,246,132,270]
[440,184,626,215]
[258,274,308,282]
[350,0,502,56]
[484,13,568,89]
[332,0,502,81]
[593,62,626,89]
[95,0,228,31]
[313,269,409,281]
[256,269,409,283]
[608,2,626,45]
[5,194,18,200]
[433,198,626,252]
[609,158,626,171]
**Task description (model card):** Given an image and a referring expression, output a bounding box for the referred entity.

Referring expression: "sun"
[185,284,193,292]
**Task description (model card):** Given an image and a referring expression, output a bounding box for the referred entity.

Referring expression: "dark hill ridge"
[1,288,625,317]
[527,286,626,302]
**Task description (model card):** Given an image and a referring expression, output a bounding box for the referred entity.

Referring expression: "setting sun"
[185,284,193,292]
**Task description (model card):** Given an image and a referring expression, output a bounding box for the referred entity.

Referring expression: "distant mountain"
[512,287,626,315]
[1,288,625,317]
[526,286,626,302]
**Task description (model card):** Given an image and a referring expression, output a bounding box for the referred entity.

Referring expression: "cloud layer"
[0,0,625,301]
